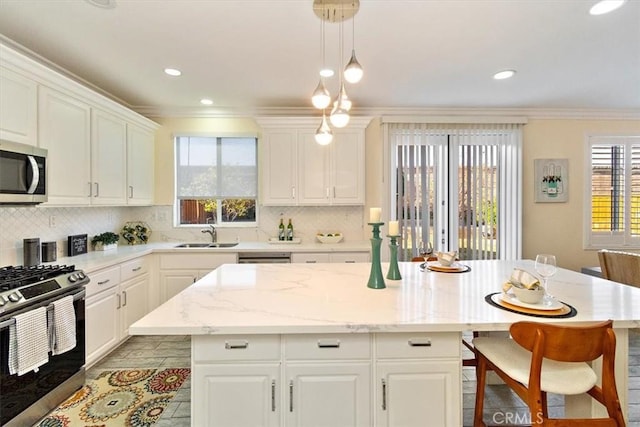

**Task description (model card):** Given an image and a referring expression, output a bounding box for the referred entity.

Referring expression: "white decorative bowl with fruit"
[316,233,343,244]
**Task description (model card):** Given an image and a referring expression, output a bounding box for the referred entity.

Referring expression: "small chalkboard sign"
[67,234,88,257]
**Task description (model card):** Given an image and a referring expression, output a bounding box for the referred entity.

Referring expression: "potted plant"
[91,232,120,251]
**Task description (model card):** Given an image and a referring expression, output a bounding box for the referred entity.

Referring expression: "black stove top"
[0,265,77,291]
[0,265,89,317]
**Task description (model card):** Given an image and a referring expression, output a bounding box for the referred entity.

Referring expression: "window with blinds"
[586,136,640,248]
[388,123,522,261]
[175,136,257,226]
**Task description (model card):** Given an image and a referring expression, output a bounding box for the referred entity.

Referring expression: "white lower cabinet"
[158,253,238,303]
[291,251,370,264]
[85,256,150,367]
[285,363,371,427]
[192,332,459,426]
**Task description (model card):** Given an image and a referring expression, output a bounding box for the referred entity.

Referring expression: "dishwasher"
[238,252,291,263]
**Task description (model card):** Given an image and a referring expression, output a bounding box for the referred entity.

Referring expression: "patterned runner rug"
[36,368,190,427]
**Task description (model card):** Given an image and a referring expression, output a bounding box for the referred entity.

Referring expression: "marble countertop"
[49,240,370,273]
[129,260,640,336]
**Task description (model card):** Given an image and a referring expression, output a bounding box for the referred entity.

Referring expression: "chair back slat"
[509,320,613,363]
[598,249,640,287]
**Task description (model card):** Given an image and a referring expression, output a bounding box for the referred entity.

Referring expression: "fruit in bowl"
[316,233,343,244]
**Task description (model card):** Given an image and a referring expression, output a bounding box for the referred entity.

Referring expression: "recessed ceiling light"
[200,99,214,106]
[493,70,516,80]
[589,0,626,15]
[164,68,182,77]
[320,68,335,78]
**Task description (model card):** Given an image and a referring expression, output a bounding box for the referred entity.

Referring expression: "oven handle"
[0,289,85,330]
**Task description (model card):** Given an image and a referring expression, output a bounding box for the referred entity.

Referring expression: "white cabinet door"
[0,66,37,146]
[290,253,331,264]
[262,130,298,205]
[91,109,127,205]
[159,270,198,302]
[285,363,371,427]
[376,361,461,427]
[330,252,370,263]
[85,286,120,367]
[331,129,365,205]
[120,274,149,337]
[297,131,330,205]
[39,87,92,205]
[126,124,154,205]
[193,363,281,427]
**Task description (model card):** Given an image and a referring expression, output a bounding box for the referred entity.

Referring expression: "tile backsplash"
[0,205,366,266]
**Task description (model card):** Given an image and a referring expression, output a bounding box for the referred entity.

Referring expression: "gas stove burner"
[0,265,89,316]
[0,265,76,290]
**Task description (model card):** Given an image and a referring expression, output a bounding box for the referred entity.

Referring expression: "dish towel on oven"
[47,295,76,355]
[8,306,49,376]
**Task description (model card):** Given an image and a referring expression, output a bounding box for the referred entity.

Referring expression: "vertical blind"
[175,136,257,200]
[388,123,522,261]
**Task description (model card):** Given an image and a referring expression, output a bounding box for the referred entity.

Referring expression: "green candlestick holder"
[386,235,402,280]
[367,222,386,289]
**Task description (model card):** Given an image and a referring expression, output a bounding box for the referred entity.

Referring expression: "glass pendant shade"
[315,113,334,145]
[337,82,352,111]
[330,100,350,128]
[311,79,331,109]
[344,49,363,83]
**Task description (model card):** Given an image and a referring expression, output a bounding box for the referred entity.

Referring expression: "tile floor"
[88,330,640,426]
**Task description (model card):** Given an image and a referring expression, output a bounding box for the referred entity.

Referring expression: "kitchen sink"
[174,242,238,248]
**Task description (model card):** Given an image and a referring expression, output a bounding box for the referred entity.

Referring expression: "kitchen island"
[130,260,640,426]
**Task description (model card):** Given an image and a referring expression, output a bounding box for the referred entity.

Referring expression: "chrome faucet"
[202,224,217,243]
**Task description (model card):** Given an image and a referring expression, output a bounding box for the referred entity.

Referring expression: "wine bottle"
[286,218,294,241]
[278,218,285,241]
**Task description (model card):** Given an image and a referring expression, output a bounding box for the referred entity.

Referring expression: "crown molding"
[133,105,640,121]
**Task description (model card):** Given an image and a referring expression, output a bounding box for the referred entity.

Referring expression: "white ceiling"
[0,0,639,117]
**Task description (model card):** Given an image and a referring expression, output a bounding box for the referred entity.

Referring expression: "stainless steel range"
[0,264,89,426]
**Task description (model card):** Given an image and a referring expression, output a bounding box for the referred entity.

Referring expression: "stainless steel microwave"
[0,140,47,204]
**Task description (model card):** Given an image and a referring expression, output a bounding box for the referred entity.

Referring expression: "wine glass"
[535,254,557,306]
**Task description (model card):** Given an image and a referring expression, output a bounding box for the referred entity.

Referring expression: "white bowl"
[436,251,457,266]
[316,234,343,244]
[511,286,544,304]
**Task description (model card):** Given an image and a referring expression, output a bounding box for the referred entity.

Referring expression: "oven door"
[0,288,85,426]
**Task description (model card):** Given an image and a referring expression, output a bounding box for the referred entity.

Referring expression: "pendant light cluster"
[311,0,363,145]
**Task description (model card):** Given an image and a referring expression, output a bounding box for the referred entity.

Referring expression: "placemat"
[485,292,577,318]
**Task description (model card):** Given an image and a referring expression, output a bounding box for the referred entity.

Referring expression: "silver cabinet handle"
[317,339,340,348]
[116,293,121,309]
[408,338,432,347]
[192,276,197,283]
[344,260,356,263]
[97,279,110,285]
[289,380,294,412]
[94,182,99,197]
[224,340,249,349]
[129,185,134,198]
[292,187,296,199]
[132,266,142,272]
[326,187,329,198]
[305,260,317,264]
[382,379,387,410]
[271,380,276,412]
[122,290,127,307]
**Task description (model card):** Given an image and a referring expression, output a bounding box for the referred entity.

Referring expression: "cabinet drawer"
[285,334,371,360]
[159,253,237,270]
[291,253,330,264]
[375,332,460,359]
[330,252,370,263]
[85,265,120,297]
[120,256,149,282]
[193,335,280,362]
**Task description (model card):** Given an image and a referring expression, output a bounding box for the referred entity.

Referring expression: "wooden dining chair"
[598,249,640,287]
[472,320,625,426]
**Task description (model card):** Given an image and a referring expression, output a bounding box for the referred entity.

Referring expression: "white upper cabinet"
[126,124,155,205]
[91,109,127,205]
[39,87,92,205]
[0,65,37,146]
[258,117,370,206]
